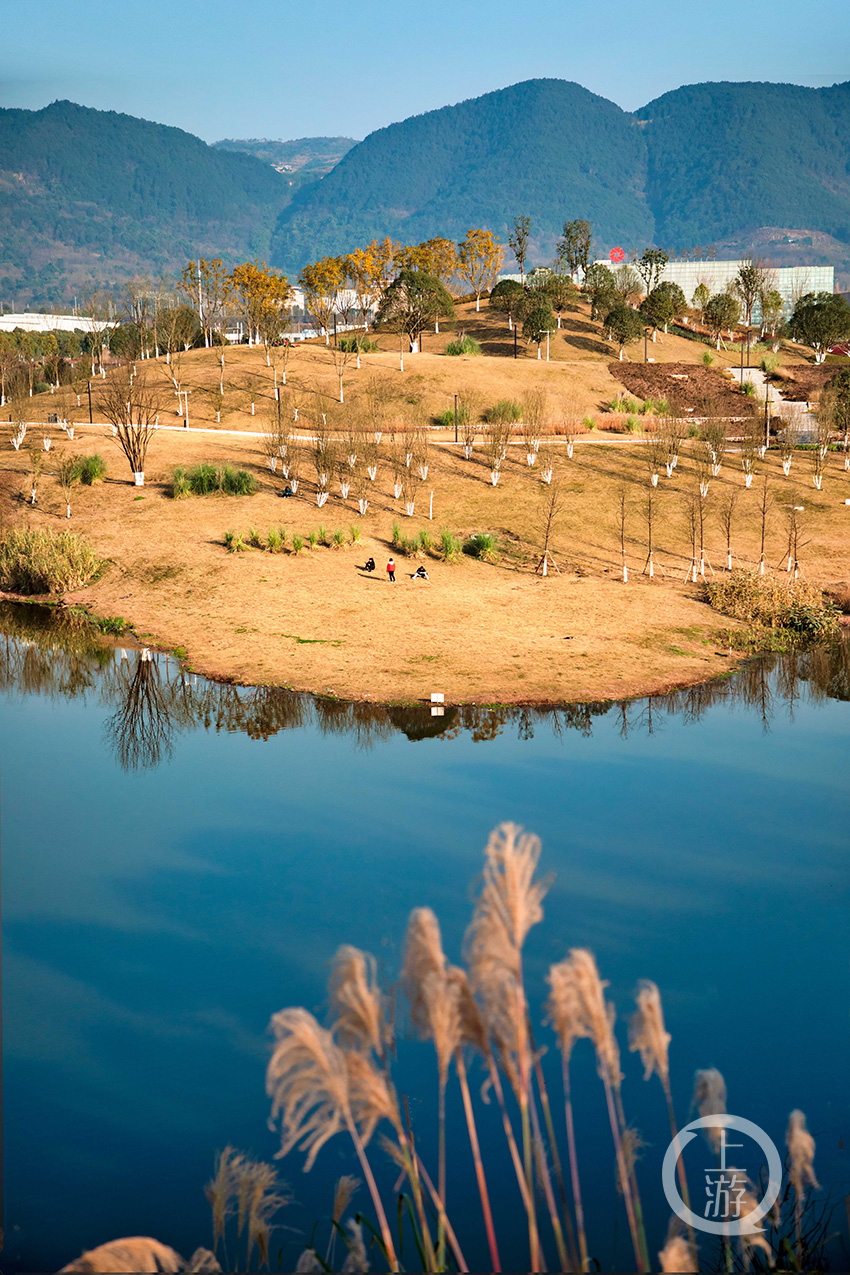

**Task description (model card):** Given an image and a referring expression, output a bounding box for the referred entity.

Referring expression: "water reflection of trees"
[1,602,848,770]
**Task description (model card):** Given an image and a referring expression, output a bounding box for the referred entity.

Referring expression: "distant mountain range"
[3,81,850,308]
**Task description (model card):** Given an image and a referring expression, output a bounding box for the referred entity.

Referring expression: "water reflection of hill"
[1,602,848,771]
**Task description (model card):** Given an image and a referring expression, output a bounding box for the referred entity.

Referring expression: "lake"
[2,603,847,1272]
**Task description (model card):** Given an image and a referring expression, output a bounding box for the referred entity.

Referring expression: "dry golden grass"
[2,301,846,705]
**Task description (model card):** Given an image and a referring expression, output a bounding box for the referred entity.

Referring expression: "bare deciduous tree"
[98,366,162,485]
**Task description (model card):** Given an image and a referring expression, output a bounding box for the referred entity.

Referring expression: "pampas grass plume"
[692,1067,727,1152]
[629,980,671,1084]
[787,1109,820,1192]
[266,1008,351,1169]
[59,1238,184,1273]
[658,1231,698,1273]
[329,945,389,1056]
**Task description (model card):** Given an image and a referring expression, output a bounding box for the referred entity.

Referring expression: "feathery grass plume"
[446,964,489,1055]
[630,980,696,1253]
[205,1145,243,1255]
[342,1220,370,1272]
[658,1221,698,1273]
[400,907,462,1267]
[295,1248,323,1271]
[465,824,549,1271]
[332,1174,361,1225]
[234,1156,288,1269]
[554,949,647,1270]
[692,1067,727,1152]
[401,909,461,1084]
[629,980,671,1084]
[59,1237,185,1272]
[327,1175,361,1266]
[328,945,389,1057]
[787,1109,819,1266]
[546,956,591,1272]
[266,1008,399,1269]
[566,948,622,1083]
[345,1047,402,1142]
[266,1009,351,1169]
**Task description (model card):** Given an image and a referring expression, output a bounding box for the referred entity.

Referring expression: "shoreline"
[2,588,752,708]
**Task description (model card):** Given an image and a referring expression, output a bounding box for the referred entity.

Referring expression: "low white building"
[0,312,110,335]
[499,260,835,318]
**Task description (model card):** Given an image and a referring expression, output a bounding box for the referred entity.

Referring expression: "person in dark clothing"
[387,557,396,583]
[411,565,429,580]
[364,557,376,572]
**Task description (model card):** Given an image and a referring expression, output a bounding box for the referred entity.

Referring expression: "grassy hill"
[0,100,290,305]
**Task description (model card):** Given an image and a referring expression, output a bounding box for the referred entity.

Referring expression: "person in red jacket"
[387,557,396,583]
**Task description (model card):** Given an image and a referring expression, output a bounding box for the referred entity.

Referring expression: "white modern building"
[0,312,109,334]
[499,260,835,318]
[632,260,834,316]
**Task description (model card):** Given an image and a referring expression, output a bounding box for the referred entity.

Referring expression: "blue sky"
[3,0,849,143]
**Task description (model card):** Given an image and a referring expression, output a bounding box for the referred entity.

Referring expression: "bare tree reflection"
[104,654,174,770]
[1,601,849,770]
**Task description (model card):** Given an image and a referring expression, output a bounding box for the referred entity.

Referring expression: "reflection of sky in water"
[2,630,849,1272]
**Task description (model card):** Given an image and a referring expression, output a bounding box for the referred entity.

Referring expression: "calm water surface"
[1,605,848,1272]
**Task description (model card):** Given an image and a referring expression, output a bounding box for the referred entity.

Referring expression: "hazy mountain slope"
[639,80,850,247]
[213,136,357,174]
[0,100,289,303]
[269,80,652,274]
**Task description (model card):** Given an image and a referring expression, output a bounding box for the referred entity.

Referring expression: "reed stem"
[455,1049,501,1272]
[532,1032,579,1271]
[415,1153,469,1272]
[662,1076,697,1253]
[530,1083,572,1271]
[487,1054,542,1269]
[614,1084,649,1271]
[562,1056,589,1271]
[346,1117,399,1272]
[601,1070,645,1272]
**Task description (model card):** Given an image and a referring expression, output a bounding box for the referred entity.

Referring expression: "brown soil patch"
[609,362,757,417]
[775,363,842,402]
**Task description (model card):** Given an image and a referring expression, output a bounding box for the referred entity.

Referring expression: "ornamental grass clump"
[446,334,481,356]
[0,527,103,594]
[440,529,462,562]
[464,531,498,563]
[707,570,839,641]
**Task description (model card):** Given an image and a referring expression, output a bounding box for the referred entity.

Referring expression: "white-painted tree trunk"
[394,481,403,499]
[416,464,428,480]
[567,441,574,459]
[651,473,659,487]
[490,470,501,486]
[316,490,329,507]
[368,465,378,480]
[745,472,753,488]
[66,502,71,519]
[623,563,628,582]
[813,474,823,490]
[526,452,536,466]
[358,498,369,515]
[251,402,255,415]
[463,445,473,460]
[666,461,674,477]
[727,549,733,570]
[373,431,382,444]
[405,500,415,516]
[699,480,709,497]
[782,458,791,475]
[542,466,553,484]
[267,457,278,473]
[647,553,654,578]
[405,452,413,466]
[134,472,144,486]
[339,478,351,499]
[290,478,299,494]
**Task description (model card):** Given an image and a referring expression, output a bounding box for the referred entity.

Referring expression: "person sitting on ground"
[364,557,376,572]
[411,565,429,580]
[282,485,293,497]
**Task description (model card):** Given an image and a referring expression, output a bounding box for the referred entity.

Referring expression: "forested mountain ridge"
[4,80,850,308]
[270,77,850,282]
[270,80,654,272]
[0,100,289,305]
